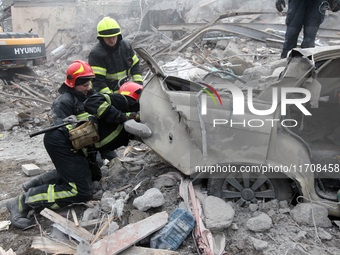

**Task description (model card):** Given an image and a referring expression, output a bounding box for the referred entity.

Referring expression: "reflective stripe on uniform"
[106,70,127,80]
[50,203,60,210]
[19,195,23,211]
[54,183,78,200]
[65,112,93,131]
[76,113,92,121]
[96,93,112,118]
[132,74,143,82]
[94,124,124,148]
[132,54,139,66]
[26,183,78,203]
[82,148,88,157]
[103,94,111,105]
[97,101,110,118]
[99,87,113,94]
[48,184,54,202]
[92,66,107,76]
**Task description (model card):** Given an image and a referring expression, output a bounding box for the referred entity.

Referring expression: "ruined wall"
[11,0,133,53]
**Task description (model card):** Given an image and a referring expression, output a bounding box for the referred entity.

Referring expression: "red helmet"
[119,82,143,100]
[65,61,95,88]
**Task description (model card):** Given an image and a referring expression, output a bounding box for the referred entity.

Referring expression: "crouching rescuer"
[6,61,143,229]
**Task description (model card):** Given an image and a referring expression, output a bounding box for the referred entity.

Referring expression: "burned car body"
[132,46,340,216]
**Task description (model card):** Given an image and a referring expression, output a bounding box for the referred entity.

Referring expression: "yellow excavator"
[0,31,46,78]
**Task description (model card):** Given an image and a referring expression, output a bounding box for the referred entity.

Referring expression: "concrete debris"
[21,163,42,177]
[81,206,100,222]
[246,213,272,232]
[101,221,119,236]
[294,230,308,242]
[100,191,117,213]
[230,222,238,230]
[49,226,68,240]
[0,221,10,232]
[0,112,19,131]
[317,227,333,240]
[133,188,165,212]
[249,236,268,251]
[249,204,258,212]
[153,176,177,189]
[290,203,332,228]
[202,196,235,232]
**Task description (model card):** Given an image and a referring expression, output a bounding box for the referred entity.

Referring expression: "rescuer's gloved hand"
[62,115,78,128]
[275,0,285,12]
[126,112,140,122]
[117,112,141,124]
[328,0,340,12]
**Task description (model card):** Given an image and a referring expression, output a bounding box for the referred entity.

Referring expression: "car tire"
[207,171,293,206]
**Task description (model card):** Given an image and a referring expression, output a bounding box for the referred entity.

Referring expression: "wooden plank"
[31,236,76,254]
[0,91,52,106]
[15,73,51,83]
[119,246,180,255]
[11,81,51,102]
[92,211,168,255]
[91,216,116,245]
[40,208,93,241]
[71,208,79,227]
[80,218,107,229]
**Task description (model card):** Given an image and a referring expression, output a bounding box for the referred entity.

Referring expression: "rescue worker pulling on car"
[276,0,340,58]
[88,17,143,94]
[6,61,142,229]
[83,81,142,153]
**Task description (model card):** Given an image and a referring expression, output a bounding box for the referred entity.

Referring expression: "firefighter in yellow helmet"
[88,17,143,94]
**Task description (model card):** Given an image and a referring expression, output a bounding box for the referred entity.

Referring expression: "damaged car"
[126,46,340,216]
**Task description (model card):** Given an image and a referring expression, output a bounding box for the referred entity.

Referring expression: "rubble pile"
[1,3,340,255]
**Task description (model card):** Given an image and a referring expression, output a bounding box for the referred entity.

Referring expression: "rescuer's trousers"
[25,129,93,210]
[281,0,325,58]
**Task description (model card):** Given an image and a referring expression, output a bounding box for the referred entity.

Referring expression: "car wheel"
[208,171,293,206]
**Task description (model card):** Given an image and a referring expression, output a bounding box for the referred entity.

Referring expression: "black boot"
[6,193,32,229]
[22,176,44,192]
[22,170,59,192]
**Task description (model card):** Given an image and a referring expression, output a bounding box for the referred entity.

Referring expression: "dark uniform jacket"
[50,85,96,137]
[51,85,131,152]
[84,92,132,151]
[88,36,143,94]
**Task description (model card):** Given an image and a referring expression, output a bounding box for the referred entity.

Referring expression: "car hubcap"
[221,172,276,206]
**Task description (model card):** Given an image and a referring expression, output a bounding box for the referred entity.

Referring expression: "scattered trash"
[150,208,195,251]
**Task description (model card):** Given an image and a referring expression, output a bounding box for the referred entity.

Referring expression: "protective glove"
[328,0,340,12]
[275,0,285,12]
[117,112,141,124]
[126,112,140,122]
[62,115,78,128]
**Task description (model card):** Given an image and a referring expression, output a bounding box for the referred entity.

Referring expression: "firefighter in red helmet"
[83,81,143,152]
[7,62,142,229]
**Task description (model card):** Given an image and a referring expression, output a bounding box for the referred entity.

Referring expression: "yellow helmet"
[97,17,121,37]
